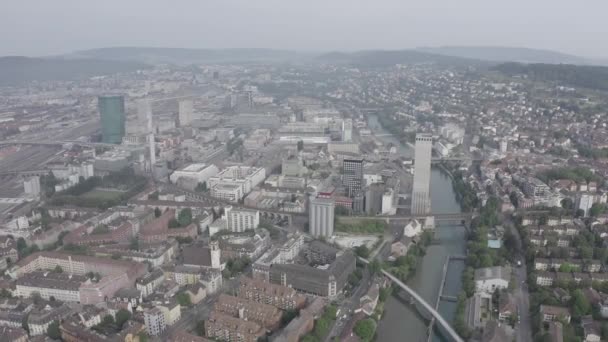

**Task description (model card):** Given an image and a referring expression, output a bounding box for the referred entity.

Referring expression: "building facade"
[342,158,363,197]
[309,197,335,238]
[98,95,126,144]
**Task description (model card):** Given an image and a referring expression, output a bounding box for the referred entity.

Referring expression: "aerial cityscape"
[1,2,608,342]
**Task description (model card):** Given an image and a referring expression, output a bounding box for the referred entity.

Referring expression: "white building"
[225,207,260,232]
[499,139,508,153]
[208,166,265,200]
[342,119,353,142]
[210,184,243,203]
[403,219,422,238]
[381,189,395,215]
[411,134,432,215]
[577,194,594,217]
[178,100,193,127]
[144,307,166,336]
[169,163,219,185]
[474,266,511,294]
[309,197,335,238]
[23,176,41,197]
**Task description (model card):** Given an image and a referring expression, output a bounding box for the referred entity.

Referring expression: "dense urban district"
[0,53,608,342]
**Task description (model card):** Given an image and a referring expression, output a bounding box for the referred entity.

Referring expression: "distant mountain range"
[315,49,488,67]
[68,47,313,65]
[0,56,147,86]
[1,46,606,86]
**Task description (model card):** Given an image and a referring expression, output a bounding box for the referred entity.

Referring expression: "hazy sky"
[2,0,608,57]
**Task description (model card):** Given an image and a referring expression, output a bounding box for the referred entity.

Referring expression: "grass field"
[79,189,124,201]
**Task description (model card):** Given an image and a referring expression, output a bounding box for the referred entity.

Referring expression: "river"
[367,114,467,342]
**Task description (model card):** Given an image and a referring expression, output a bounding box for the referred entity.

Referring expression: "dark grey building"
[269,249,356,298]
[342,158,363,197]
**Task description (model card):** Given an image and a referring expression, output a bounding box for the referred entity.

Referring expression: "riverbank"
[376,169,467,342]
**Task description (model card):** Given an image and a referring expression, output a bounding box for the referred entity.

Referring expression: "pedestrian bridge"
[358,257,464,342]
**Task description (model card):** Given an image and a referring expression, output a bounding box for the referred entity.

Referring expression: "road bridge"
[358,257,464,342]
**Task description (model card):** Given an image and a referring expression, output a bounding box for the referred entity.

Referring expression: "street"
[508,222,532,342]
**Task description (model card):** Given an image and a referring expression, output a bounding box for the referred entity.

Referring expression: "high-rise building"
[342,158,363,197]
[23,176,41,197]
[178,100,193,127]
[98,95,126,144]
[342,119,353,142]
[309,197,335,238]
[411,133,433,215]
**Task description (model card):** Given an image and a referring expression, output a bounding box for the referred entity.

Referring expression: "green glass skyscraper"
[98,95,125,144]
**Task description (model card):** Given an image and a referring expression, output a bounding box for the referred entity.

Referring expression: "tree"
[354,319,376,341]
[195,182,207,192]
[53,265,63,273]
[576,209,585,218]
[154,207,162,218]
[148,191,159,200]
[572,289,591,316]
[195,320,205,337]
[47,320,61,339]
[297,140,304,151]
[115,309,131,329]
[176,292,192,307]
[103,314,115,325]
[355,245,370,259]
[16,237,26,252]
[313,317,330,338]
[139,332,149,342]
[178,208,193,227]
[168,218,181,228]
[561,198,574,210]
[129,238,139,251]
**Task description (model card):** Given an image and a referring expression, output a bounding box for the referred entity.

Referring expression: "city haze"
[1,0,608,57]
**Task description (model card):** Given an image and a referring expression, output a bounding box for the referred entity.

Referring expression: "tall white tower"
[411,133,433,215]
[342,119,353,142]
[309,196,335,238]
[209,240,221,269]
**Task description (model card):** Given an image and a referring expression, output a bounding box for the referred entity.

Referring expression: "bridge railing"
[357,257,464,342]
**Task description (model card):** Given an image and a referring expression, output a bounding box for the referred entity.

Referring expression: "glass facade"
[98,95,125,144]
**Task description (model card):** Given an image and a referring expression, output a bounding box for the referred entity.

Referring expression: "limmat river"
[367,114,467,342]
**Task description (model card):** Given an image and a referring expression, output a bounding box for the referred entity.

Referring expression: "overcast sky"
[2,0,607,57]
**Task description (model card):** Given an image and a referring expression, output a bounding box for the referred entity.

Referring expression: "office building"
[411,133,432,215]
[169,163,220,185]
[342,158,363,197]
[23,176,41,197]
[269,250,356,298]
[342,119,353,142]
[225,207,260,232]
[98,95,126,144]
[309,197,335,238]
[178,100,193,127]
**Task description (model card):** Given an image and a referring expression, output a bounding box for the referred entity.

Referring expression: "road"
[325,268,371,342]
[507,221,532,342]
[165,295,217,338]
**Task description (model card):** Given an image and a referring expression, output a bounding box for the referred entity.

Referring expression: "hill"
[315,49,487,67]
[70,47,311,65]
[417,46,591,65]
[493,62,608,91]
[0,56,147,86]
